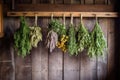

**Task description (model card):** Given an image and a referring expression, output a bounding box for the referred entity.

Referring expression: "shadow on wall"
[114,0,120,80]
[0,18,19,50]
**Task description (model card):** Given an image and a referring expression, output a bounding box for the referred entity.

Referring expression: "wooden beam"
[7,12,118,18]
[4,4,114,12]
[0,4,3,38]
[12,0,15,10]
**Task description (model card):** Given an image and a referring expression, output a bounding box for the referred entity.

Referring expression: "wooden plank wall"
[0,0,117,80]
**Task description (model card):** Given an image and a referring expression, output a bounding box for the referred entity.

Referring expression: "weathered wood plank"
[49,0,54,4]
[54,0,63,4]
[63,0,72,4]
[31,18,49,80]
[12,0,15,10]
[10,46,15,80]
[3,4,115,15]
[0,4,3,37]
[97,19,108,80]
[31,47,42,80]
[0,62,13,80]
[40,0,49,3]
[32,0,37,4]
[108,0,115,5]
[80,18,97,80]
[85,0,94,4]
[0,46,11,61]
[0,18,20,61]
[15,53,32,80]
[72,0,80,4]
[95,0,105,4]
[16,0,31,4]
[81,0,85,4]
[64,54,79,80]
[48,48,63,80]
[15,55,32,80]
[64,18,79,80]
[11,4,114,12]
[39,18,49,80]
[107,19,115,80]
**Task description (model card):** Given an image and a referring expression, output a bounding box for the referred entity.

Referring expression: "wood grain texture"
[7,12,118,18]
[48,48,63,80]
[32,0,37,4]
[81,0,85,4]
[107,19,115,80]
[64,53,79,80]
[95,0,105,4]
[97,19,108,80]
[0,0,117,80]
[15,0,31,4]
[4,4,115,12]
[63,0,72,4]
[39,0,49,3]
[15,54,32,80]
[31,18,49,80]
[80,18,97,80]
[64,18,79,80]
[10,46,15,80]
[85,0,94,4]
[0,4,3,37]
[0,62,13,80]
[0,46,11,61]
[55,0,63,4]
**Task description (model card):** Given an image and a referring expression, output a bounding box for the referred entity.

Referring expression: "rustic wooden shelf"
[7,12,118,18]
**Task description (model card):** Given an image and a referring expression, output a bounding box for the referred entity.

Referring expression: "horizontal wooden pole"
[7,12,118,18]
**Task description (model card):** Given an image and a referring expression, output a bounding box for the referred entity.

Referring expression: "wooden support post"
[0,3,3,37]
[12,0,15,10]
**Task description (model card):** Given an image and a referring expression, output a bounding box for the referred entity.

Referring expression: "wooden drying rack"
[7,12,118,18]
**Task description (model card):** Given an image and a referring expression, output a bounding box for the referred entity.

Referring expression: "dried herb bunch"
[77,21,91,52]
[14,17,31,57]
[88,21,107,57]
[68,24,78,55]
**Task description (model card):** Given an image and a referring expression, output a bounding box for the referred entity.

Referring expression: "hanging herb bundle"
[67,24,78,55]
[56,15,68,52]
[88,20,107,57]
[14,17,31,57]
[49,19,62,35]
[29,26,42,47]
[56,34,68,52]
[77,20,91,52]
[46,16,60,52]
[46,30,58,52]
[67,14,78,55]
[29,15,42,48]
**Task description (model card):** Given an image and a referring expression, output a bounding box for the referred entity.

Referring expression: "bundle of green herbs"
[67,24,78,55]
[77,21,91,52]
[14,17,31,57]
[88,20,107,57]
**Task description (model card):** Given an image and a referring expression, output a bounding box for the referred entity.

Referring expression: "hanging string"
[80,14,83,23]
[63,14,66,27]
[23,13,27,18]
[70,13,73,25]
[51,13,54,20]
[35,13,38,26]
[95,14,98,22]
